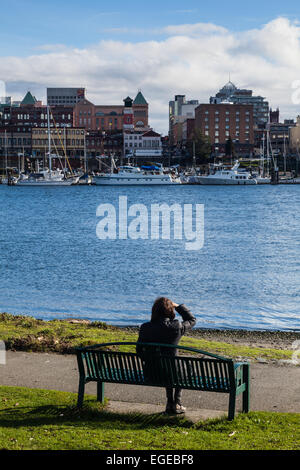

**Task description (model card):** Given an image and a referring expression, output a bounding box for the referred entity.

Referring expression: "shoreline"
[121,325,300,350]
[1,312,299,355]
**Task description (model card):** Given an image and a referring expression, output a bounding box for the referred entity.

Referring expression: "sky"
[1,0,300,134]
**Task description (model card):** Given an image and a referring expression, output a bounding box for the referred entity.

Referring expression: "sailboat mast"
[261,132,265,176]
[283,134,287,174]
[84,132,87,174]
[4,130,8,177]
[47,106,52,173]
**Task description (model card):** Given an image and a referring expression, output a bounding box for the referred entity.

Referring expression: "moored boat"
[198,161,257,185]
[94,165,181,185]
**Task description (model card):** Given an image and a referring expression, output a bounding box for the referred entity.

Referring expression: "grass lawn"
[0,313,294,361]
[0,386,299,450]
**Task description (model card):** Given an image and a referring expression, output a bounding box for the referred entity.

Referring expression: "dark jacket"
[137,304,196,356]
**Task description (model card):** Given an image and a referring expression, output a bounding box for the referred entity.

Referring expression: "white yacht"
[198,161,257,185]
[93,165,181,185]
[17,169,79,186]
[254,174,271,184]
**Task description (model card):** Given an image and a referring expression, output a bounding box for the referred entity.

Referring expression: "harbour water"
[1,184,300,331]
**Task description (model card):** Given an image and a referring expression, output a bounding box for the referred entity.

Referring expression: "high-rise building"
[169,95,199,145]
[210,81,269,127]
[47,88,85,106]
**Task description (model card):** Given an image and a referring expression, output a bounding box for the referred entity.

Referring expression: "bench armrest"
[234,362,250,387]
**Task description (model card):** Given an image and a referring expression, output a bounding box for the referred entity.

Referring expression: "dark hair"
[151,297,175,322]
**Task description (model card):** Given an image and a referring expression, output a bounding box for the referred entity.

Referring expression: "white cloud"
[1,17,300,135]
[163,22,228,36]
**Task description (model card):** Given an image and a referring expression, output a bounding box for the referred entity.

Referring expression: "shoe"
[174,404,186,414]
[165,402,175,414]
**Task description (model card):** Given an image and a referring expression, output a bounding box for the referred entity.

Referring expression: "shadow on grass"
[0,400,202,431]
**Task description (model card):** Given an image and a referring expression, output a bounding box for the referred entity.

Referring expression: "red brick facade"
[195,103,254,156]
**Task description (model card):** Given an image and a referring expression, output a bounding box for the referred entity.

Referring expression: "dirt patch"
[5,334,74,354]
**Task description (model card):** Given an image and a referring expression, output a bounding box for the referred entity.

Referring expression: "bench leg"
[242,364,250,414]
[77,378,85,408]
[228,390,236,421]
[97,381,105,404]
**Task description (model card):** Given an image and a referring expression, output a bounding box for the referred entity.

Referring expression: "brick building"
[195,103,254,157]
[73,91,149,132]
[32,127,85,158]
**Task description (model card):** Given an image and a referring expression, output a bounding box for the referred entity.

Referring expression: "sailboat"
[255,132,271,184]
[17,107,79,186]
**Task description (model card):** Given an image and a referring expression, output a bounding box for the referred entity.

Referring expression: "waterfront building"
[169,95,199,145]
[123,129,162,159]
[47,88,85,106]
[0,127,32,169]
[210,80,269,127]
[132,91,149,130]
[74,98,124,131]
[32,127,85,158]
[289,116,300,153]
[269,119,295,155]
[85,130,123,159]
[270,108,280,124]
[0,91,73,161]
[73,91,149,133]
[0,91,73,130]
[195,102,254,157]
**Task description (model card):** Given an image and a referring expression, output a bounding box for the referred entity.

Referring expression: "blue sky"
[0,0,299,55]
[1,1,300,134]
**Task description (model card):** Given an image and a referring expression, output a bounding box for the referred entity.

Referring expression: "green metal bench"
[76,342,250,420]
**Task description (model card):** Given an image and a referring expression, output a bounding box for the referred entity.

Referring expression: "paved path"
[1,351,300,419]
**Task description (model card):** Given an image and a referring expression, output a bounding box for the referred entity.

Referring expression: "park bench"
[76,342,250,420]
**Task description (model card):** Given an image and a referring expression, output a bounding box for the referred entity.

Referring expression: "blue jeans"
[166,387,182,405]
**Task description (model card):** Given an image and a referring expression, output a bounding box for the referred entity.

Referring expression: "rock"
[257,357,268,364]
[64,319,91,324]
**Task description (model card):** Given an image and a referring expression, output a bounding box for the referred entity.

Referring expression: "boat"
[255,175,271,184]
[197,161,257,185]
[16,106,79,187]
[93,164,181,185]
[17,168,78,186]
[254,132,271,184]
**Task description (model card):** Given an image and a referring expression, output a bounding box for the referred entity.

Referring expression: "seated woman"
[137,297,196,414]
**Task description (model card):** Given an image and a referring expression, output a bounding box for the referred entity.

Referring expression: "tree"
[225,137,235,159]
[186,128,211,165]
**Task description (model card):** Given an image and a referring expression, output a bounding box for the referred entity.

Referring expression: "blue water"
[0,184,300,331]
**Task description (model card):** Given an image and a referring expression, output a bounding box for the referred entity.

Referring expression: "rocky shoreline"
[121,325,300,350]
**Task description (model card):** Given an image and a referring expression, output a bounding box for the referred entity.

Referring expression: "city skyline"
[1,1,300,134]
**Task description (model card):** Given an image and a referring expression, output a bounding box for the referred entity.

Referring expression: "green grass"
[0,386,299,450]
[0,313,294,361]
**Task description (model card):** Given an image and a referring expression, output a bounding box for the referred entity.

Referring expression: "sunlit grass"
[0,386,299,450]
[0,312,294,361]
